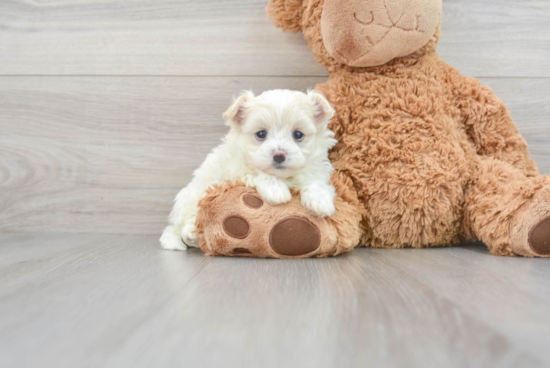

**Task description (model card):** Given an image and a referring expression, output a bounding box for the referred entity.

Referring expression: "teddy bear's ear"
[308,90,335,126]
[223,91,255,127]
[266,0,304,33]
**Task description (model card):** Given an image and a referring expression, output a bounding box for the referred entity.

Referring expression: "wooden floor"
[2,0,550,367]
[1,233,550,368]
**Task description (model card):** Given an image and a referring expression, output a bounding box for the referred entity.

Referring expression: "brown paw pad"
[529,216,550,255]
[232,247,252,255]
[242,194,263,209]
[223,216,250,239]
[269,216,320,256]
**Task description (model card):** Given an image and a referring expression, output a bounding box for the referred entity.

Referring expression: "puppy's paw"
[181,222,200,248]
[301,183,335,217]
[160,226,187,251]
[257,180,292,205]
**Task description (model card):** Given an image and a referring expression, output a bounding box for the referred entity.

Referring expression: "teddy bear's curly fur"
[195,0,550,258]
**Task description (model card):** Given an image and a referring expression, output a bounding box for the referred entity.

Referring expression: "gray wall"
[1,0,549,234]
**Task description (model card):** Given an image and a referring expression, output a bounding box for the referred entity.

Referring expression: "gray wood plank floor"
[1,0,550,366]
[1,233,550,368]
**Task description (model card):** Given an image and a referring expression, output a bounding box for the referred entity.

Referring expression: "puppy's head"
[223,89,336,178]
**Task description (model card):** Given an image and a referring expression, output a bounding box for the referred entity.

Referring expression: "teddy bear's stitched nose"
[273,154,286,163]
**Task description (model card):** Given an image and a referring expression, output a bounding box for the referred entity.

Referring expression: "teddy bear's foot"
[509,188,550,258]
[465,157,550,257]
[194,178,364,258]
[528,217,550,255]
[196,188,329,258]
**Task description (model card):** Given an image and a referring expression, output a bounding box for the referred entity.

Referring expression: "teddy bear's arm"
[452,73,538,176]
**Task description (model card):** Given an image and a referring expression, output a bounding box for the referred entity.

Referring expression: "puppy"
[160,89,337,250]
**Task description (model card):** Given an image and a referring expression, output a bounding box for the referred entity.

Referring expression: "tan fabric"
[195,0,550,258]
[266,0,305,33]
[195,172,364,259]
[321,0,442,67]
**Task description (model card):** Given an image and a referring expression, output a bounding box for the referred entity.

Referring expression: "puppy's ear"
[223,91,254,127]
[308,90,335,126]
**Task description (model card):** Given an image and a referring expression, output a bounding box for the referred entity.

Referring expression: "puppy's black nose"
[273,154,286,163]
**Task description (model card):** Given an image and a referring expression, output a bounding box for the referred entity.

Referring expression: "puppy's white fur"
[160,89,337,250]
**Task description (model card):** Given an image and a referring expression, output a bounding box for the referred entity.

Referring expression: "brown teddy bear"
[195,0,550,258]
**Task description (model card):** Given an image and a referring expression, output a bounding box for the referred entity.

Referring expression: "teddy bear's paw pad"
[529,216,550,255]
[223,215,250,239]
[269,216,321,256]
[242,194,263,209]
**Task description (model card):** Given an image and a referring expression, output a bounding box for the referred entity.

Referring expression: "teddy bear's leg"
[194,174,364,258]
[464,156,550,257]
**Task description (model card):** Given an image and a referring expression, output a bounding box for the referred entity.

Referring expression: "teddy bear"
[194,0,550,258]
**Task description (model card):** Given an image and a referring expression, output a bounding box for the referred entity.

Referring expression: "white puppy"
[160,89,338,250]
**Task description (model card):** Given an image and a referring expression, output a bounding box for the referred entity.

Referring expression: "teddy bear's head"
[267,0,442,71]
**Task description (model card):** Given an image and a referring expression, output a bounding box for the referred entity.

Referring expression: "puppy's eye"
[256,131,267,140]
[293,131,304,141]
